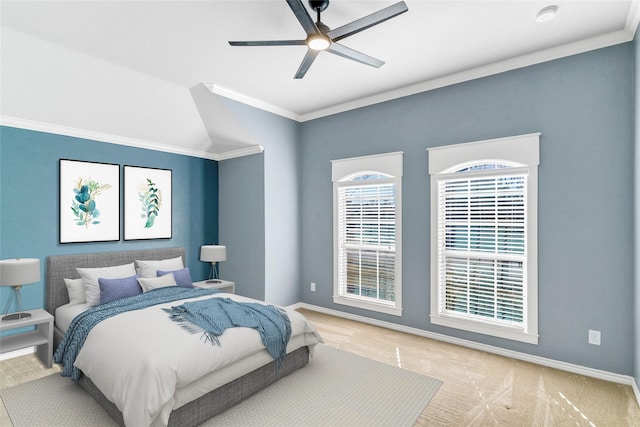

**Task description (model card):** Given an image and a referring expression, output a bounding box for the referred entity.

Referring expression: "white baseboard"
[0,346,35,361]
[291,302,640,405]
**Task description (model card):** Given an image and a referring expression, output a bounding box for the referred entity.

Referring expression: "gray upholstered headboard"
[46,247,186,316]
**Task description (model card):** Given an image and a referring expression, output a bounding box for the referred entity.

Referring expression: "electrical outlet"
[588,329,601,346]
[310,282,316,292]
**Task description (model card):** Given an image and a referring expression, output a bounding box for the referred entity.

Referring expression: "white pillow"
[135,256,184,278]
[77,263,137,307]
[137,274,177,292]
[64,278,85,305]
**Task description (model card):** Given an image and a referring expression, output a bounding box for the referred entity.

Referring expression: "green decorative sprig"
[139,178,162,228]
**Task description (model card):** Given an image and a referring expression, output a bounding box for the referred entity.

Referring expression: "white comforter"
[73,293,322,426]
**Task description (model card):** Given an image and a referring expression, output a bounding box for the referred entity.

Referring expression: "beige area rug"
[1,344,442,427]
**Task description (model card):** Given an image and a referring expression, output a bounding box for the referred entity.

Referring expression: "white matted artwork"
[124,166,172,240]
[59,159,120,243]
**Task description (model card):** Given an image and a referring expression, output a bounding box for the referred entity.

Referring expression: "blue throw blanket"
[54,287,220,381]
[164,298,292,368]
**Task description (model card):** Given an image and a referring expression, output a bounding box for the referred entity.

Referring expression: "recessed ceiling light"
[536,5,558,23]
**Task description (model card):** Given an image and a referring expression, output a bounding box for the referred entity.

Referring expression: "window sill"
[334,295,402,317]
[430,314,538,345]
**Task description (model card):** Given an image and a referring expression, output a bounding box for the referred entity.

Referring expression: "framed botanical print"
[124,165,172,240]
[59,159,120,243]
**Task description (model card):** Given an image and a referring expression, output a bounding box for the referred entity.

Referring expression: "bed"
[46,247,322,427]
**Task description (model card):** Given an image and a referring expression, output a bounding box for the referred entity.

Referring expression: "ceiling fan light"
[308,35,330,51]
[536,5,558,23]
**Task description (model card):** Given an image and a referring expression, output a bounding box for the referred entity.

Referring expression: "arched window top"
[450,160,522,174]
[332,151,403,182]
[428,133,540,176]
[343,171,392,182]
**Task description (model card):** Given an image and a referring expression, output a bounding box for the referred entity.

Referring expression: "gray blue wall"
[0,126,219,314]
[218,96,301,306]
[219,152,266,300]
[300,43,635,375]
[634,31,640,387]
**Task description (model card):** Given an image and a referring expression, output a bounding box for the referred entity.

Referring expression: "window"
[332,152,403,316]
[428,134,539,344]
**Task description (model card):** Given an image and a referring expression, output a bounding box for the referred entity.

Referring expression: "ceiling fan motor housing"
[316,21,330,34]
[309,0,329,13]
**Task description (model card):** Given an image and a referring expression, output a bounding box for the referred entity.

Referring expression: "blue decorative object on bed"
[164,298,292,368]
[54,287,220,381]
[157,267,193,288]
[98,274,142,304]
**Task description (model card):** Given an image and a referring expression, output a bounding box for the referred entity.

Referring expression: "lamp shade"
[0,258,40,286]
[200,245,227,263]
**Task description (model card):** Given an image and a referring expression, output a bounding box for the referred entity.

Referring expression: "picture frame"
[124,165,172,240]
[59,159,120,243]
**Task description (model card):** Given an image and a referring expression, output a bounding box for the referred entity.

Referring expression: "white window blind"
[337,179,396,303]
[332,151,403,316]
[438,171,527,326]
[428,133,539,344]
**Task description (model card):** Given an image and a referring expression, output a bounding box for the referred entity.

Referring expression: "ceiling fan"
[228,0,408,79]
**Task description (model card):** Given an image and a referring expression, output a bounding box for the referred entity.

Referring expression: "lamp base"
[2,286,31,321]
[2,312,31,322]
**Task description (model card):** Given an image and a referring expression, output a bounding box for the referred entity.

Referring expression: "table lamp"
[200,245,227,283]
[0,258,40,321]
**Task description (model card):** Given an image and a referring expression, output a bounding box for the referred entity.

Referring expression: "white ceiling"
[1,1,638,157]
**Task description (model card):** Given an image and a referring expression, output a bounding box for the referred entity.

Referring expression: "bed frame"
[46,247,309,427]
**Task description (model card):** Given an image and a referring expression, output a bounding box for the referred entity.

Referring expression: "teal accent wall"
[300,43,634,375]
[0,126,219,317]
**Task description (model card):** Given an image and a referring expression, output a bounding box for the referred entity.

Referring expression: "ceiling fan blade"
[327,1,408,42]
[287,0,320,37]
[327,43,385,68]
[294,49,320,79]
[229,40,307,47]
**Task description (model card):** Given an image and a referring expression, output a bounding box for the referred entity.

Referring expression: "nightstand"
[193,279,235,294]
[0,309,53,368]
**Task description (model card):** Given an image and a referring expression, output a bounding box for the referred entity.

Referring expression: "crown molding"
[0,115,263,161]
[214,144,264,160]
[626,0,640,36]
[205,24,637,123]
[204,83,302,122]
[300,28,636,121]
[3,14,637,153]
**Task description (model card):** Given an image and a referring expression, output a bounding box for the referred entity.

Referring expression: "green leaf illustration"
[70,178,111,229]
[138,178,162,229]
